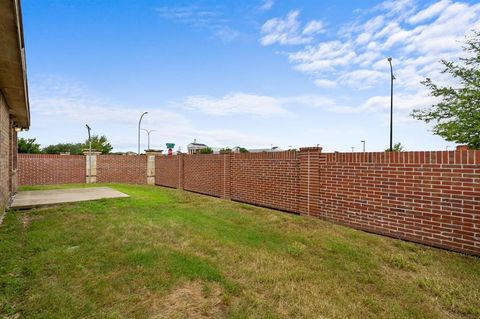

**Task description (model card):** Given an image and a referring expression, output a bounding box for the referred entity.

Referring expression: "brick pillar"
[178,154,184,189]
[298,147,322,217]
[83,151,101,183]
[221,154,231,199]
[145,151,161,185]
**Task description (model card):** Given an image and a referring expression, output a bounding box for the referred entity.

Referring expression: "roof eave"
[0,0,30,128]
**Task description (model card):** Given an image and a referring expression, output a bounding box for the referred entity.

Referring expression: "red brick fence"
[18,148,480,256]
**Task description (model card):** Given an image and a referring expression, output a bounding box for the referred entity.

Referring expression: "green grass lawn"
[1,184,479,318]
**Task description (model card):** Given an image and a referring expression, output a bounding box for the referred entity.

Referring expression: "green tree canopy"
[411,32,480,149]
[18,138,41,154]
[42,143,84,155]
[385,142,404,152]
[219,147,232,154]
[199,147,213,154]
[83,135,113,154]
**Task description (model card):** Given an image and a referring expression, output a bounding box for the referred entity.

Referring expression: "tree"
[238,147,249,153]
[43,143,84,155]
[83,135,113,154]
[385,142,404,152]
[199,147,213,154]
[219,147,232,154]
[411,32,480,149]
[18,137,41,153]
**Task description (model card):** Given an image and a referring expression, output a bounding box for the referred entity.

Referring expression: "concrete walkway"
[10,187,129,209]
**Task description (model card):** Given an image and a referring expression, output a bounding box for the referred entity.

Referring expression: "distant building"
[187,139,208,154]
[244,146,283,153]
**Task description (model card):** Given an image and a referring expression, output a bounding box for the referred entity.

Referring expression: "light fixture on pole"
[141,129,157,150]
[137,112,148,154]
[361,140,365,152]
[387,57,396,152]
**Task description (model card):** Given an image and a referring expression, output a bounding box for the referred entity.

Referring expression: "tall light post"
[86,124,92,182]
[137,112,148,154]
[141,129,157,150]
[387,57,395,152]
[361,140,365,152]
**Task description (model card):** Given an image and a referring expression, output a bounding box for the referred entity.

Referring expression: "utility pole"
[361,140,365,152]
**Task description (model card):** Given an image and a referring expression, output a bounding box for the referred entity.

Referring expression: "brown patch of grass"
[151,281,225,319]
[21,212,44,229]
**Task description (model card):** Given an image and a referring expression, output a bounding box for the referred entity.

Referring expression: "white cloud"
[314,79,337,88]
[183,93,287,116]
[289,41,356,73]
[302,20,325,35]
[260,10,324,46]
[181,92,348,116]
[212,26,240,42]
[360,90,439,114]
[259,0,275,12]
[156,5,240,42]
[408,0,451,24]
[338,69,386,89]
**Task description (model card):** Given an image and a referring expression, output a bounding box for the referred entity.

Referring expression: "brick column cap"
[83,150,102,155]
[145,150,163,156]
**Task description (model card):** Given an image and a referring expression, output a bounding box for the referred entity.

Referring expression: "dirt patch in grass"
[152,281,225,319]
[21,212,43,229]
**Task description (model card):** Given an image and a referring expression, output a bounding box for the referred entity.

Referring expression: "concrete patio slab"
[10,187,129,209]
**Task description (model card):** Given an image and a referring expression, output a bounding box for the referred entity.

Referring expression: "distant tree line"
[18,135,113,154]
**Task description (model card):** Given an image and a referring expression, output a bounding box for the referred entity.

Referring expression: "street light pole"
[361,140,365,152]
[86,124,92,182]
[387,57,395,152]
[137,112,148,154]
[141,129,157,150]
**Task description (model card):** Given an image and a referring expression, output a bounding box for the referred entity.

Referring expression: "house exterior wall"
[0,92,12,211]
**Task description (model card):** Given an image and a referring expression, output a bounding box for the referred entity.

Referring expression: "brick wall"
[317,151,480,255]
[231,151,299,212]
[16,148,480,255]
[18,154,85,185]
[96,155,147,184]
[183,154,225,197]
[154,149,479,255]
[155,155,182,188]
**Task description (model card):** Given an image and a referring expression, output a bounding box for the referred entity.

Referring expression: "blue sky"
[21,0,480,152]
